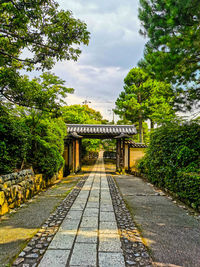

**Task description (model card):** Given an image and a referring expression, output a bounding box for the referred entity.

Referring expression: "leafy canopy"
[0,0,89,108]
[61,104,107,125]
[1,71,74,111]
[115,67,176,126]
[138,0,200,102]
[0,0,90,70]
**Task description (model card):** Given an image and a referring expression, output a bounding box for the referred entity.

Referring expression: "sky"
[51,0,146,121]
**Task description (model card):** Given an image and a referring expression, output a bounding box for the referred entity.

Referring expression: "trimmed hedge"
[175,172,200,209]
[138,122,200,210]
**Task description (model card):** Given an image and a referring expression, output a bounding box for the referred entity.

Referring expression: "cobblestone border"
[107,176,152,267]
[12,176,87,267]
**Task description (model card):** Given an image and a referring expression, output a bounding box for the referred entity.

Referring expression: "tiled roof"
[66,124,136,136]
[125,140,148,148]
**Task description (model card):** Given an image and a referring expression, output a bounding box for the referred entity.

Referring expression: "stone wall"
[0,168,63,216]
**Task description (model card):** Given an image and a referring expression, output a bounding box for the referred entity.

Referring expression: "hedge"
[175,172,200,209]
[138,122,200,210]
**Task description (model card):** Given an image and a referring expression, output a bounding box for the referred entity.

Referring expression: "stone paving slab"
[38,249,70,267]
[70,243,97,266]
[80,216,98,228]
[76,228,98,243]
[100,211,116,222]
[48,230,77,249]
[99,252,126,267]
[59,219,80,231]
[83,207,99,217]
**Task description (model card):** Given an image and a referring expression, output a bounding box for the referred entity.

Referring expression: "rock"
[0,201,9,215]
[126,260,136,265]
[0,191,5,206]
[13,257,24,265]
[23,246,32,252]
[19,251,26,257]
[25,253,39,258]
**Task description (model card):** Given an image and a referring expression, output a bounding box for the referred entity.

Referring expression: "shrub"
[175,172,200,209]
[26,118,66,177]
[0,107,31,174]
[138,122,200,209]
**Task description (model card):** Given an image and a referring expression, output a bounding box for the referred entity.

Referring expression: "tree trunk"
[139,114,143,143]
[138,92,143,143]
[150,119,154,129]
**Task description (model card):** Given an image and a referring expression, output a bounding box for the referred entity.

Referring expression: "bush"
[175,172,200,209]
[26,118,66,177]
[0,107,31,174]
[0,105,66,177]
[138,122,200,209]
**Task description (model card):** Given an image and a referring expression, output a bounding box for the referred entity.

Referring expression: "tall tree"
[115,68,175,143]
[138,0,200,104]
[0,0,90,107]
[0,0,90,70]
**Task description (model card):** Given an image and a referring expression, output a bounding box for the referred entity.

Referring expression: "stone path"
[13,155,152,267]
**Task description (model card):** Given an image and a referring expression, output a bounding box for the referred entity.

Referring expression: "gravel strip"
[107,176,152,267]
[12,177,87,267]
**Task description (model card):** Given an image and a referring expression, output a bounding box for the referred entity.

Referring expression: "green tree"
[0,0,90,69]
[61,104,107,125]
[0,0,89,106]
[138,0,200,103]
[115,68,176,142]
[1,71,74,111]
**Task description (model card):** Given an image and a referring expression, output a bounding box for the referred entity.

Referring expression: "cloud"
[53,0,146,121]
[53,61,128,99]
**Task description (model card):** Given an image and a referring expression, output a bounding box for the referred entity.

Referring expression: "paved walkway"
[115,175,200,267]
[12,155,151,267]
[38,156,125,267]
[5,157,200,267]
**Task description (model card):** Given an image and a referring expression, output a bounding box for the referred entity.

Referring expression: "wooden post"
[116,139,120,171]
[128,143,130,171]
[122,138,125,170]
[73,139,76,172]
[79,139,82,170]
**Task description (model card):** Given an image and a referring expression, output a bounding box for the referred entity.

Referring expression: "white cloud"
[53,0,146,121]
[53,61,128,100]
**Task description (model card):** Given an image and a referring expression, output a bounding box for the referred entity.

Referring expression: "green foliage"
[0,106,31,174]
[0,104,66,177]
[175,172,200,209]
[102,139,116,151]
[0,0,90,70]
[62,104,105,125]
[138,122,200,209]
[115,67,176,142]
[0,0,91,177]
[25,116,66,177]
[0,0,89,107]
[138,0,200,104]
[82,139,101,155]
[1,71,74,111]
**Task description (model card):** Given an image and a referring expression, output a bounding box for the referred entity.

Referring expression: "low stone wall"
[0,169,63,216]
